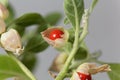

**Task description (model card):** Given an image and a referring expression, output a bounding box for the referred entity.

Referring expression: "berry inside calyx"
[49,29,64,40]
[77,72,91,80]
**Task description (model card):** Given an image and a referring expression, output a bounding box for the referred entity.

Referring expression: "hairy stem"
[55,0,80,80]
[55,0,98,80]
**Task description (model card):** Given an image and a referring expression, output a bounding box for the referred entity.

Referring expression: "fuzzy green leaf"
[45,12,62,25]
[21,54,37,71]
[8,13,48,36]
[24,34,49,53]
[74,46,88,60]
[64,0,84,28]
[0,55,34,80]
[64,17,70,25]
[107,63,120,80]
[37,12,62,33]
[14,13,46,27]
[36,24,49,33]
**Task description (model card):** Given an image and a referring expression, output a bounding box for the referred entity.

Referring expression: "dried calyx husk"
[41,27,69,48]
[0,29,23,56]
[70,63,111,80]
[49,53,68,72]
[48,53,68,78]
[0,2,8,34]
[0,2,9,20]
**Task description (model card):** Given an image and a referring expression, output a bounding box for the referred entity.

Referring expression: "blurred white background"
[2,0,120,80]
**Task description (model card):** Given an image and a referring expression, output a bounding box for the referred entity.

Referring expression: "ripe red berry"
[77,72,91,80]
[49,29,64,40]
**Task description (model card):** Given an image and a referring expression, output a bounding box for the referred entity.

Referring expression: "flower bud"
[49,53,68,72]
[0,29,23,56]
[41,27,69,48]
[0,3,9,19]
[0,18,6,34]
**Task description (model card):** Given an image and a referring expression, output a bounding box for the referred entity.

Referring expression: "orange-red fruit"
[49,29,64,40]
[77,72,91,80]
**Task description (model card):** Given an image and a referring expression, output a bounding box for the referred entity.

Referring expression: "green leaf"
[0,55,35,80]
[69,43,88,69]
[21,53,37,71]
[68,28,75,43]
[107,63,120,80]
[45,12,62,25]
[24,34,49,53]
[64,17,70,25]
[8,13,48,36]
[36,24,49,33]
[64,0,84,27]
[74,46,88,60]
[14,13,46,27]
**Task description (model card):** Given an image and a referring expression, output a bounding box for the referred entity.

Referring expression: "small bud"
[0,18,6,34]
[0,3,9,19]
[49,53,68,72]
[41,27,69,48]
[0,29,23,56]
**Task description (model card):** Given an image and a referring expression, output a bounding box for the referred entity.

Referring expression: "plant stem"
[8,52,36,80]
[55,0,80,80]
[55,43,79,80]
[55,0,98,80]
[79,0,98,43]
[89,0,98,14]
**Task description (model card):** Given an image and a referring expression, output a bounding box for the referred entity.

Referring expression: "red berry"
[49,29,64,40]
[77,72,92,80]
